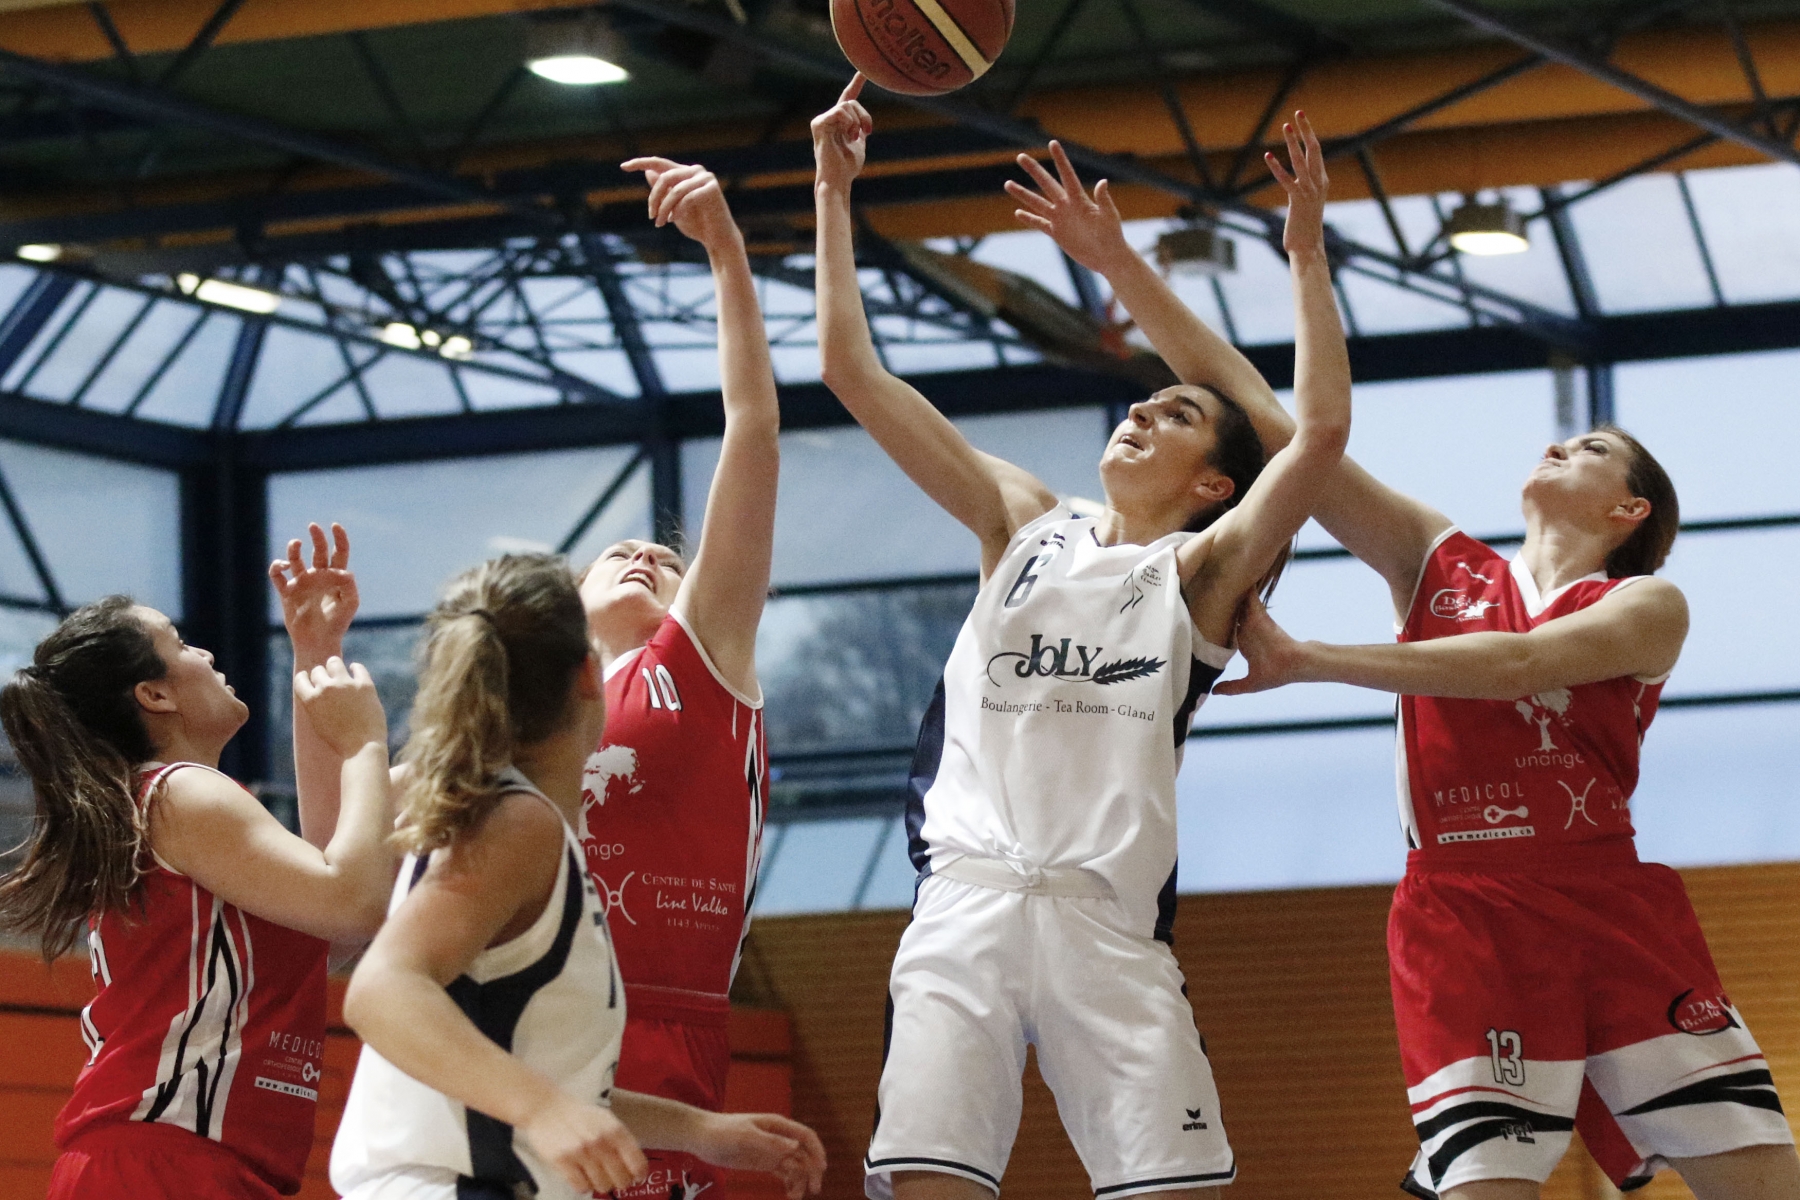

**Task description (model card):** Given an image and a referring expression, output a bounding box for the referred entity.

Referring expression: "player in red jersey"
[1220,427,1799,1199]
[0,527,396,1198]
[574,158,780,1200]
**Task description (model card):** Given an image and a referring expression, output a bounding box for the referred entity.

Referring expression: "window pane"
[1567,174,1716,313]
[0,440,181,615]
[855,816,919,911]
[268,446,643,619]
[684,410,1109,588]
[753,818,889,915]
[1633,702,1800,867]
[1658,526,1800,696]
[759,581,976,757]
[1615,349,1800,519]
[1683,162,1800,306]
[1176,725,1408,892]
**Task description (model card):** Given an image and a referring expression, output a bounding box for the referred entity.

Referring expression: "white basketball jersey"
[331,770,624,1200]
[908,510,1232,940]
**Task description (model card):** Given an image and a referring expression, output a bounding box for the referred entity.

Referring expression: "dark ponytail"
[0,596,164,960]
[1183,385,1291,602]
[396,554,590,853]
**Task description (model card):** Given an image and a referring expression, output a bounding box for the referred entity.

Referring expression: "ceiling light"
[380,321,422,349]
[526,14,629,86]
[175,273,282,314]
[16,243,62,263]
[1154,225,1236,276]
[1445,197,1529,256]
[440,335,474,360]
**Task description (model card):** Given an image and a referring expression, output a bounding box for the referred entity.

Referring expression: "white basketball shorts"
[864,871,1235,1198]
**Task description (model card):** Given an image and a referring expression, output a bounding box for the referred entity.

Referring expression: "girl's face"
[130,606,250,746]
[579,540,685,619]
[1099,386,1231,517]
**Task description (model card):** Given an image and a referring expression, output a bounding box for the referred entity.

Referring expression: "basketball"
[831,0,1013,95]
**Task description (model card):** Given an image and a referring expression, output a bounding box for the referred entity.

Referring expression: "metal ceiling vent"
[1154,224,1236,276]
[526,11,631,85]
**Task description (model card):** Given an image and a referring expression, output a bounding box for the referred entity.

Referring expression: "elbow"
[341,963,381,1041]
[1492,642,1546,701]
[819,351,877,398]
[1288,418,1351,465]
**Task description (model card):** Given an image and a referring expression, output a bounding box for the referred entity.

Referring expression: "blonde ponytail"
[396,555,589,852]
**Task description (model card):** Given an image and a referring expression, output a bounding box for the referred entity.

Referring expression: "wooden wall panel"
[740,863,1800,1200]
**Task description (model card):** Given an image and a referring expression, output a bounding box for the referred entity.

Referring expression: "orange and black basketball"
[830,0,1013,96]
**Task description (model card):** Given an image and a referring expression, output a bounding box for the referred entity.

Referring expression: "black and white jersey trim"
[442,846,589,1190]
[1620,1068,1785,1117]
[1092,1164,1237,1195]
[864,1155,1000,1186]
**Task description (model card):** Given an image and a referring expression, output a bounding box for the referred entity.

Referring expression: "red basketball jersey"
[581,611,766,1028]
[1397,531,1667,860]
[57,763,329,1195]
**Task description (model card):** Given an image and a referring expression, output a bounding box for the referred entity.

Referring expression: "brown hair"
[1596,423,1679,578]
[396,554,590,852]
[0,596,164,959]
[1182,385,1290,602]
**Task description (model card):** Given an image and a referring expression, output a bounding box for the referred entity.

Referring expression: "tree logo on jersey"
[580,745,643,841]
[1513,688,1573,752]
[1667,989,1740,1036]
[985,634,1164,687]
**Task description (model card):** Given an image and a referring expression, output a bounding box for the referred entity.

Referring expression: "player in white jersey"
[329,554,825,1200]
[813,78,1351,1200]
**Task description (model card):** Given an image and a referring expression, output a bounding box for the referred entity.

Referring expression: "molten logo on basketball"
[1668,989,1740,1036]
[863,0,954,82]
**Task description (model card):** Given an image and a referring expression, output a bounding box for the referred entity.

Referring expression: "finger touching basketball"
[831,0,1013,95]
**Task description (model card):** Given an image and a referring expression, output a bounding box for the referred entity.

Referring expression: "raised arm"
[1177,114,1350,633]
[812,76,1055,578]
[1220,579,1688,700]
[1006,142,1287,453]
[150,657,394,941]
[1006,139,1449,615]
[620,158,777,698]
[269,522,359,848]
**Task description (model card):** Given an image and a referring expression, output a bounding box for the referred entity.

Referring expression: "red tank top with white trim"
[1397,531,1666,862]
[55,763,329,1194]
[580,611,766,1029]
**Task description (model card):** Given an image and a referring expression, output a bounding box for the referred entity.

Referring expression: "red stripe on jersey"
[56,764,328,1194]
[1409,1084,1539,1113]
[1398,532,1664,863]
[581,612,767,1022]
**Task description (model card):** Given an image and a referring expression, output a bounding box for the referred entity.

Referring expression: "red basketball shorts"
[49,1121,283,1199]
[1390,851,1792,1198]
[607,1012,732,1200]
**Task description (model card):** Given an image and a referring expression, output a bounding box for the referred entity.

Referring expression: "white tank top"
[331,769,624,1200]
[907,510,1233,941]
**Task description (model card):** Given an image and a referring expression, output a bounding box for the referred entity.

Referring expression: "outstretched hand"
[621,157,739,251]
[1005,140,1132,275]
[1214,594,1310,697]
[811,74,872,192]
[270,522,358,662]
[693,1112,827,1199]
[1264,110,1329,258]
[292,656,387,757]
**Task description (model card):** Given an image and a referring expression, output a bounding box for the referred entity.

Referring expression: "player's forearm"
[610,1090,711,1154]
[1287,247,1352,457]
[708,230,780,437]
[315,742,397,935]
[345,959,562,1126]
[1293,633,1547,700]
[291,700,344,850]
[1101,247,1289,444]
[813,182,887,391]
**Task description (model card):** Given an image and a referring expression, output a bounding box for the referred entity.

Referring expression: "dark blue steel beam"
[0,273,76,377]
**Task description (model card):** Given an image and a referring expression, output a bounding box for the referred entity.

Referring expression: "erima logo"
[986,634,1165,687]
[1182,1106,1208,1131]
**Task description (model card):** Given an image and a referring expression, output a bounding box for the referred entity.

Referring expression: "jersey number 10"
[641,665,682,711]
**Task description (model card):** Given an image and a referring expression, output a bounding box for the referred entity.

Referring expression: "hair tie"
[467,608,501,631]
